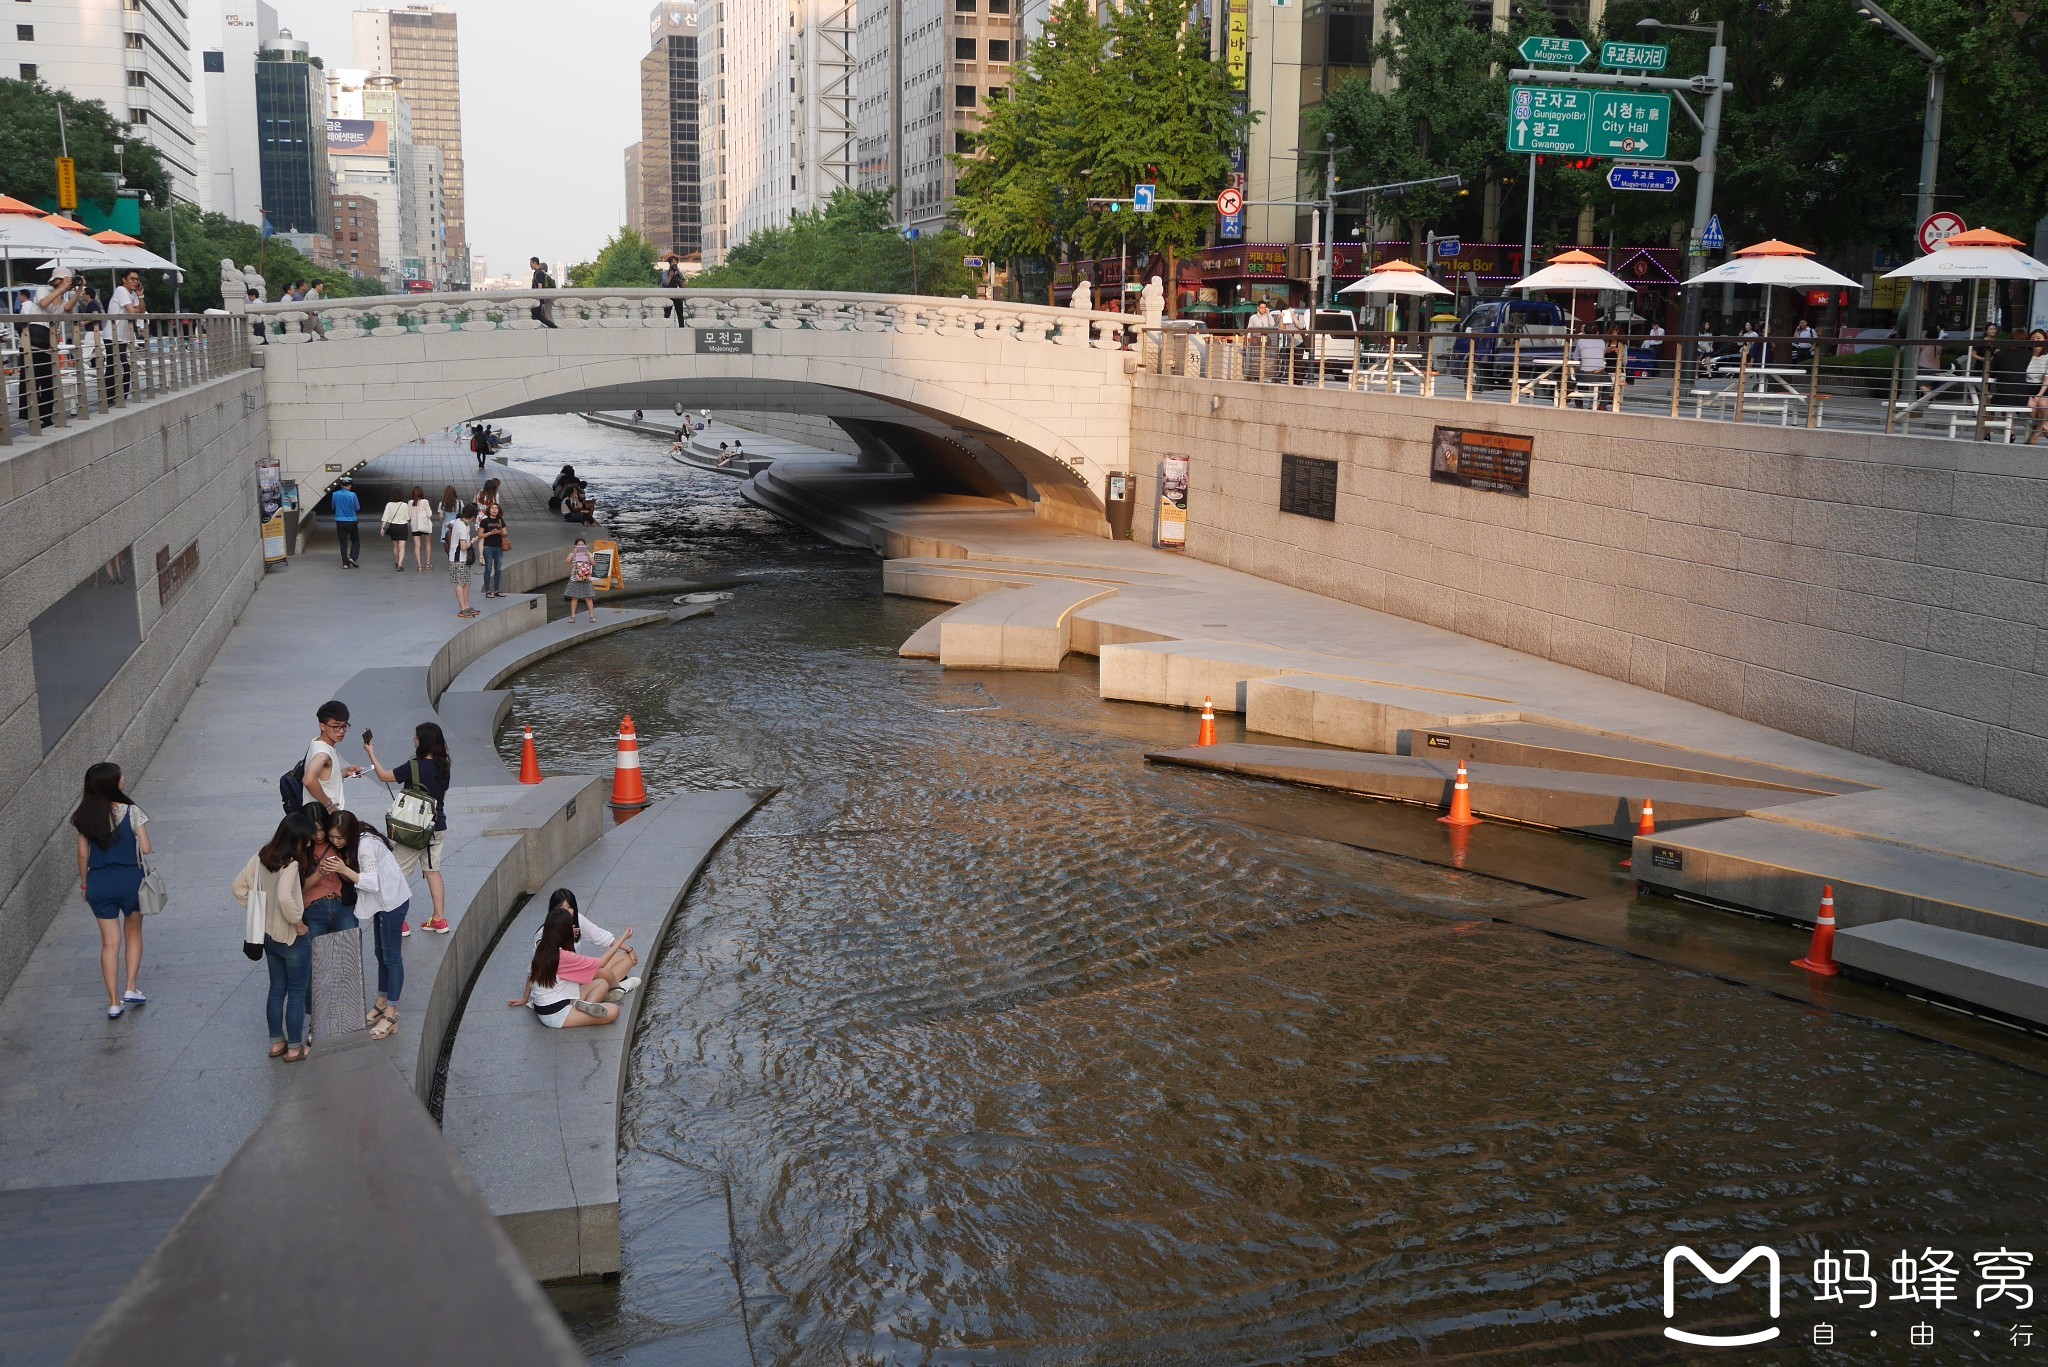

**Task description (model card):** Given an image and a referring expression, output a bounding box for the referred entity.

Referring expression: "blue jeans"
[372,904,409,1003]
[303,896,357,937]
[481,544,503,595]
[265,934,310,1046]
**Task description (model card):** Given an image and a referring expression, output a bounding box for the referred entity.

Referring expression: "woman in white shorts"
[508,906,637,1028]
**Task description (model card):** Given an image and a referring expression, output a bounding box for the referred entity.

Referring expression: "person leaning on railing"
[2025,328,2048,446]
[16,268,81,428]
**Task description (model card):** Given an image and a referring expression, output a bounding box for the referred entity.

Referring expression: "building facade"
[353,5,467,284]
[854,0,1015,236]
[327,69,409,288]
[2,0,200,202]
[639,1,703,260]
[253,33,332,237]
[199,2,277,225]
[330,188,382,279]
[624,141,646,239]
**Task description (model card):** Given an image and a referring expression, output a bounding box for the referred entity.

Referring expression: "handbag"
[138,862,168,916]
[243,883,268,961]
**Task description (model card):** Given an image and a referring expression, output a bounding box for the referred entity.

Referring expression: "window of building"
[128,109,147,123]
[989,0,1009,10]
[127,71,146,86]
[954,84,976,106]
[987,85,1006,100]
[126,32,143,48]
[988,38,1010,61]
[16,23,32,39]
[955,130,973,153]
[955,0,975,10]
[19,62,34,80]
[203,50,224,72]
[955,36,974,59]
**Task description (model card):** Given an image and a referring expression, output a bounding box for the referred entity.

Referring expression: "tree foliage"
[567,227,659,288]
[954,0,1251,271]
[0,77,170,211]
[134,206,384,312]
[693,189,976,296]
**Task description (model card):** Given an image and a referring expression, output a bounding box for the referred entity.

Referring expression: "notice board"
[1279,455,1338,521]
[1429,425,1532,496]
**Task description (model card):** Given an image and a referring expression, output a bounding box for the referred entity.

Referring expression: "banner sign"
[1156,457,1189,549]
[1429,426,1531,497]
[326,119,390,158]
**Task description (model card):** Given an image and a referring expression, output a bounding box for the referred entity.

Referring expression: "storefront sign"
[156,541,200,608]
[1200,245,1290,280]
[1157,456,1189,549]
[1279,455,1338,521]
[1430,425,1532,497]
[694,328,753,354]
[1225,0,1248,89]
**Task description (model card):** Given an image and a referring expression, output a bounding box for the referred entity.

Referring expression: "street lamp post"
[1637,17,1725,341]
[1852,0,1944,394]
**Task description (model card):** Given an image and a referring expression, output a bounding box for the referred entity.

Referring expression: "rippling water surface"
[498,418,2048,1365]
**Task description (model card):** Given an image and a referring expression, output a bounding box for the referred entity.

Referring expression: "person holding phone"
[17,269,81,428]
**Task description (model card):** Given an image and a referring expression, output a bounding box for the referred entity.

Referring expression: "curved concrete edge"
[440,786,776,1282]
[446,608,669,698]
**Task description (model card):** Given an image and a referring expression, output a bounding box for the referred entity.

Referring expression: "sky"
[188,0,654,276]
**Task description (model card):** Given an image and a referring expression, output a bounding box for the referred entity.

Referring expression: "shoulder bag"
[138,860,168,916]
[243,881,268,961]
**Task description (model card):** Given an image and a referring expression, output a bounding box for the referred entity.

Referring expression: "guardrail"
[1140,325,2048,444]
[3,312,252,445]
[248,287,1143,349]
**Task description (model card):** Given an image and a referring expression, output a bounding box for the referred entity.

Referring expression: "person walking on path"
[508,907,635,1028]
[325,810,409,1039]
[477,493,509,599]
[409,485,436,571]
[470,423,491,470]
[234,814,315,1062]
[304,700,362,816]
[530,257,558,328]
[446,502,480,617]
[565,537,599,623]
[331,476,362,569]
[364,723,452,935]
[380,491,412,570]
[72,763,151,1019]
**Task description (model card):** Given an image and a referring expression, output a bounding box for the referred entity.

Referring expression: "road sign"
[55,156,77,211]
[1133,183,1156,213]
[1507,87,1669,158]
[1435,237,1461,258]
[1701,214,1724,251]
[1519,35,1590,66]
[1919,210,1967,254]
[1608,164,1680,192]
[1219,210,1244,242]
[903,227,920,240]
[1216,186,1243,216]
[1599,40,1668,71]
[963,256,985,269]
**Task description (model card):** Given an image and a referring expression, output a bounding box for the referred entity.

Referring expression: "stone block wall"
[1129,375,2048,806]
[0,375,269,994]
[720,410,860,455]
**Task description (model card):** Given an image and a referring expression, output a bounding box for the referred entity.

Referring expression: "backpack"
[279,757,306,815]
[385,761,439,849]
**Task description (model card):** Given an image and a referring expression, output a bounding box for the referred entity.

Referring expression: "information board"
[1430,426,1532,497]
[1279,455,1339,521]
[1508,87,1670,159]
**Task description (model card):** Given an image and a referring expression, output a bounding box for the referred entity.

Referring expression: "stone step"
[1247,675,1522,754]
[1835,920,2048,1028]
[1101,638,1519,714]
[1146,742,1807,841]
[934,580,1120,670]
[1413,720,1869,796]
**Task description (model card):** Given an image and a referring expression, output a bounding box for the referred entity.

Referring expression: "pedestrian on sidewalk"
[470,423,490,470]
[565,537,599,623]
[446,502,480,617]
[409,485,436,570]
[304,700,362,816]
[72,763,151,1019]
[380,492,413,570]
[235,813,316,1062]
[325,810,409,1039]
[477,492,509,598]
[331,476,362,568]
[364,722,452,935]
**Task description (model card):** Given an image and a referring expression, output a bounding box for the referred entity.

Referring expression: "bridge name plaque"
[1279,454,1339,521]
[694,327,754,355]
[1429,425,1531,497]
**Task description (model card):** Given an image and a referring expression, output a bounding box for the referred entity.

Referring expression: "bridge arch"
[255,290,1142,532]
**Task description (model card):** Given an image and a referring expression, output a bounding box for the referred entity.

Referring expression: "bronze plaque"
[157,541,200,608]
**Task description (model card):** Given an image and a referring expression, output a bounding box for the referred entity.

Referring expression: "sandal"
[369,1015,399,1040]
[268,1042,288,1059]
[282,1046,309,1063]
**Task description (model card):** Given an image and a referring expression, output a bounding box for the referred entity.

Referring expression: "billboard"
[326,119,390,158]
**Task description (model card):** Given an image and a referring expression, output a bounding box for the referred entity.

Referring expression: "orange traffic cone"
[1438,760,1482,827]
[1196,696,1217,747]
[518,724,542,785]
[1792,884,1842,976]
[608,714,650,810]
[1621,797,1655,868]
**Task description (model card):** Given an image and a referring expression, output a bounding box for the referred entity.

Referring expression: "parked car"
[1301,308,1361,380]
[1447,298,1569,386]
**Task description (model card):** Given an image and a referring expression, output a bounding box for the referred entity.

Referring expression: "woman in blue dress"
[72,762,151,1019]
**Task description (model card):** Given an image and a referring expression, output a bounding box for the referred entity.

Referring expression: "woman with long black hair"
[233,814,318,1061]
[363,722,451,934]
[325,810,410,1040]
[507,906,636,1028]
[72,763,152,1019]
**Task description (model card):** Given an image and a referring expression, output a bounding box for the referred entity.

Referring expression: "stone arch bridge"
[253,289,1145,531]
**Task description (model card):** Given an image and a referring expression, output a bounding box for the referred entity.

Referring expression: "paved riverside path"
[0,443,593,1360]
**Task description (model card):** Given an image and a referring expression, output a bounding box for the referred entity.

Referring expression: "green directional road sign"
[1519,35,1590,65]
[1599,40,1668,71]
[1507,84,1592,153]
[1590,91,1670,158]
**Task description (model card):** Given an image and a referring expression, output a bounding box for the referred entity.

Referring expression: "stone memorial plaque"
[694,328,753,355]
[1279,454,1339,521]
[1429,425,1532,497]
[157,541,200,608]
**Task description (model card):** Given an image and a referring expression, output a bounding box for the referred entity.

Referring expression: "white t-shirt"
[1575,336,1608,373]
[528,975,581,1011]
[108,285,144,343]
[409,498,434,534]
[445,518,472,563]
[351,835,411,916]
[306,738,345,812]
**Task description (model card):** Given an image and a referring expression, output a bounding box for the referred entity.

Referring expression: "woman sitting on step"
[508,906,638,1028]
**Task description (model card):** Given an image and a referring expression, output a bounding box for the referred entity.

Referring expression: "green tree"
[695,189,975,296]
[584,226,659,287]
[134,206,383,312]
[0,76,169,211]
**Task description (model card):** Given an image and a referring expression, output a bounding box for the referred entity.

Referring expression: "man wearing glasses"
[305,700,364,815]
[107,269,146,404]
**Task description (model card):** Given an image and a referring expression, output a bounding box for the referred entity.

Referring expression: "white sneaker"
[606,976,642,1002]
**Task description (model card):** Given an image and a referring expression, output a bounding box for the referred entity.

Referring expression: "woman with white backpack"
[324,809,409,1039]
[362,723,451,935]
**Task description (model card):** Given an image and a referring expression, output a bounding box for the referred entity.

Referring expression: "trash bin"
[1104,471,1135,541]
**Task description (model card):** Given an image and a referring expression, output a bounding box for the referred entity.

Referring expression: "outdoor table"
[1509,356,1566,402]
[1355,348,1426,394]
[1691,366,1823,426]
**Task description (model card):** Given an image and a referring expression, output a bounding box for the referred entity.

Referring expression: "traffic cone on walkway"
[1196,696,1217,748]
[518,724,542,785]
[1438,760,1483,827]
[1792,884,1842,976]
[1620,797,1656,868]
[608,714,650,811]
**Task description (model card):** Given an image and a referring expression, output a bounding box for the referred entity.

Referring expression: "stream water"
[495,417,2048,1365]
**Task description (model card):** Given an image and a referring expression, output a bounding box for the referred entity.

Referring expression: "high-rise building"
[624,142,646,239]
[254,32,333,237]
[327,68,409,287]
[638,1,703,259]
[330,188,382,279]
[410,143,448,284]
[1,0,200,202]
[697,0,855,263]
[353,6,467,283]
[200,2,278,225]
[855,0,1015,235]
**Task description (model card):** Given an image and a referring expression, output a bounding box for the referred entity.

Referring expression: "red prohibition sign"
[1217,187,1244,217]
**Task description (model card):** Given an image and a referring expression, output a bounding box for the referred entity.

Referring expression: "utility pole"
[1630,18,1726,340]
[1291,138,1349,306]
[1852,0,1945,394]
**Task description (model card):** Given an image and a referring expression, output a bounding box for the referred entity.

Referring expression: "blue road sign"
[1133,183,1157,213]
[1436,237,1461,258]
[1702,214,1724,251]
[903,227,921,240]
[1219,210,1244,242]
[963,256,985,268]
[1608,164,1680,193]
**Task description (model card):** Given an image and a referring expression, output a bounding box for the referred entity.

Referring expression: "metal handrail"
[4,311,252,444]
